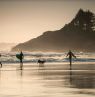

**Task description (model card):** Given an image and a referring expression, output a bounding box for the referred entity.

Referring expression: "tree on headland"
[73,9,95,32]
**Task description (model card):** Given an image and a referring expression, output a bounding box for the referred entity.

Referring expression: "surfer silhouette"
[19,51,24,70]
[0,54,2,68]
[16,51,24,70]
[66,50,76,70]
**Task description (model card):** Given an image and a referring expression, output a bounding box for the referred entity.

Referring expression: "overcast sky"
[0,0,95,43]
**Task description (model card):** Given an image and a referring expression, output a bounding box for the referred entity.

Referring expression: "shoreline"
[0,62,95,71]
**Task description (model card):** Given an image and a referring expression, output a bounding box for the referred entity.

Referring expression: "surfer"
[16,51,24,70]
[66,50,76,70]
[19,51,24,70]
[0,54,2,68]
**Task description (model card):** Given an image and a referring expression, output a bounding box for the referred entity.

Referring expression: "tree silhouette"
[73,9,95,32]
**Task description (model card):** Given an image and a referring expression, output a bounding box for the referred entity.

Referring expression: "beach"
[1,0,95,96]
[0,62,95,97]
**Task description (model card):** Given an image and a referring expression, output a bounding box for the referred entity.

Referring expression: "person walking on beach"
[0,54,2,68]
[66,50,76,70]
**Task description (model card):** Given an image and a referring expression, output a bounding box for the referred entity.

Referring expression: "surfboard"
[16,54,21,60]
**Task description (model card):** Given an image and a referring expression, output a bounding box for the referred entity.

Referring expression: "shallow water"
[0,63,95,97]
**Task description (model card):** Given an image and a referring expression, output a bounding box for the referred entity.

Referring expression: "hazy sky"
[0,0,95,43]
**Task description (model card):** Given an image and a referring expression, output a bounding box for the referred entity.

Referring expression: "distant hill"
[12,9,95,52]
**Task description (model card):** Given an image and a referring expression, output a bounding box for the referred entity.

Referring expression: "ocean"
[0,51,95,63]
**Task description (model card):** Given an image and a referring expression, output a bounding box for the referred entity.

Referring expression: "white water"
[0,51,95,63]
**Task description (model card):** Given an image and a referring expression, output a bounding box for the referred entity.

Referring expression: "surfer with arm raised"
[66,50,76,70]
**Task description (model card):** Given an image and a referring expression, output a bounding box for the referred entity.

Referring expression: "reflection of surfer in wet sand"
[16,51,24,70]
[0,54,2,68]
[66,50,76,70]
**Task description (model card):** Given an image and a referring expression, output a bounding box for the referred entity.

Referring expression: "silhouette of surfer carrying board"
[66,50,76,70]
[16,51,24,70]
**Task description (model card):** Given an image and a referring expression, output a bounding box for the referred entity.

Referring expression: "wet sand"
[0,62,95,97]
